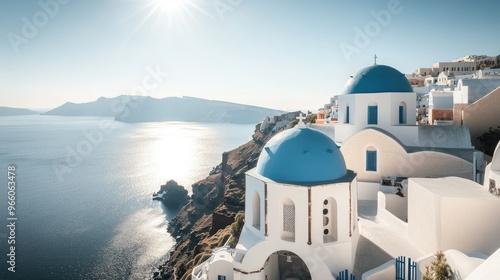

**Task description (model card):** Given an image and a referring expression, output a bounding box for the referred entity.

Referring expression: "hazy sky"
[1,0,499,111]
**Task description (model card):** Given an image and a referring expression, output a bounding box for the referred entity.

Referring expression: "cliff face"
[155,112,299,280]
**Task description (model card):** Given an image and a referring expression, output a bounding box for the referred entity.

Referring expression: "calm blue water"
[0,115,255,280]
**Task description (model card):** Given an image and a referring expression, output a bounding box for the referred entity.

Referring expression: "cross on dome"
[374,54,377,65]
[296,113,306,128]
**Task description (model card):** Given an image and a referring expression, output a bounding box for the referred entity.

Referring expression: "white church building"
[191,64,500,280]
[193,119,360,280]
[312,64,479,199]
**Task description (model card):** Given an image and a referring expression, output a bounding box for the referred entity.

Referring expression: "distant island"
[45,95,285,124]
[115,96,285,124]
[0,107,39,116]
[43,96,139,117]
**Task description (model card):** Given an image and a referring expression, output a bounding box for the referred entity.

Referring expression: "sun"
[131,0,208,35]
[154,0,189,15]
[148,0,207,26]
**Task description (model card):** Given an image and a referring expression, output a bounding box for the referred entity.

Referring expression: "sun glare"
[156,0,186,11]
[139,0,207,28]
[130,0,206,36]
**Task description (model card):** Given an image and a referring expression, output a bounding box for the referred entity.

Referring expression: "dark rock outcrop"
[154,180,189,208]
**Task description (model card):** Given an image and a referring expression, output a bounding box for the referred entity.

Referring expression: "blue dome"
[343,65,413,94]
[255,127,347,185]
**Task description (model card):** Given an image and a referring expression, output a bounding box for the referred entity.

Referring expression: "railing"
[395,256,416,280]
[336,269,356,280]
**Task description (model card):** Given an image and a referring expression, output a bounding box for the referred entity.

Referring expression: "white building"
[192,64,496,280]
[427,89,454,125]
[333,64,418,145]
[192,247,234,280]
[453,77,500,105]
[234,121,359,279]
[312,64,477,199]
[428,89,454,109]
[329,64,473,147]
[431,61,476,76]
[364,141,500,280]
[436,71,455,86]
[414,61,476,78]
[193,120,360,280]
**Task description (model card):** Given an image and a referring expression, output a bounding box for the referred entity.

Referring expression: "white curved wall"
[341,129,473,183]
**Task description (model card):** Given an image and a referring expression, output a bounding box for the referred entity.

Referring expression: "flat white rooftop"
[411,177,492,199]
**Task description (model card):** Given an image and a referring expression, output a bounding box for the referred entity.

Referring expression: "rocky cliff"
[154,111,299,280]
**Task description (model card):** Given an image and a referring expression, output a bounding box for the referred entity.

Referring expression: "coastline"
[154,112,299,280]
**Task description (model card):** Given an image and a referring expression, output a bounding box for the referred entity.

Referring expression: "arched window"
[323,198,338,243]
[366,146,377,172]
[399,102,407,124]
[345,104,350,124]
[281,198,295,241]
[367,102,378,125]
[252,191,261,230]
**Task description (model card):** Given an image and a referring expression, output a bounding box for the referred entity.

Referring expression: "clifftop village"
[316,54,500,150]
[188,55,500,280]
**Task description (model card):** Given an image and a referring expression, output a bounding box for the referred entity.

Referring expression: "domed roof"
[342,64,413,94]
[255,127,347,185]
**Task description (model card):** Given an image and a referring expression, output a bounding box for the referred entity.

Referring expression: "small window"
[399,106,405,124]
[368,105,378,125]
[366,149,377,171]
[252,191,261,230]
[218,276,226,280]
[399,102,407,124]
[281,199,296,241]
[283,202,295,233]
[345,106,350,124]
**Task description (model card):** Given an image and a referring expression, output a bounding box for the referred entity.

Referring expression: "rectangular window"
[366,150,377,171]
[346,106,350,123]
[368,106,378,125]
[399,106,406,124]
[218,276,226,280]
[283,203,295,233]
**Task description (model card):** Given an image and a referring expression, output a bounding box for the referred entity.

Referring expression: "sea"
[0,115,255,280]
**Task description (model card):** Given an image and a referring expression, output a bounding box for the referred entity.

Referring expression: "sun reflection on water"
[92,121,254,278]
[152,123,197,189]
[91,208,174,279]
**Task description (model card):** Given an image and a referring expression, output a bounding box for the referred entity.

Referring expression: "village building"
[192,64,500,280]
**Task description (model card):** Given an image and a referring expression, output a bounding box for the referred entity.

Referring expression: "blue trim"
[399,105,406,124]
[368,106,378,125]
[366,150,377,171]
